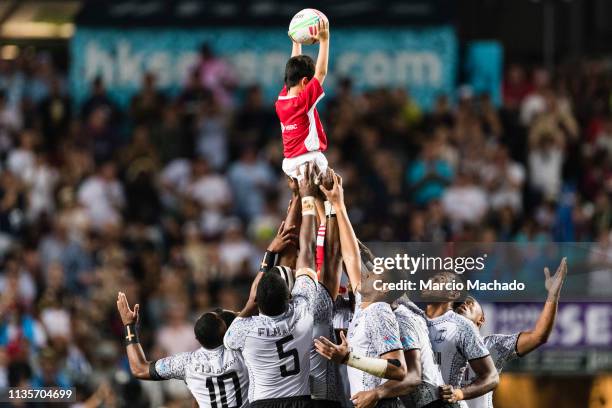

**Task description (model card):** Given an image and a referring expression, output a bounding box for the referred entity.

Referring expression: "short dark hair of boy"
[284,55,316,88]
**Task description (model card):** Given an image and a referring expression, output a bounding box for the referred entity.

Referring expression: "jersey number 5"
[276,335,300,377]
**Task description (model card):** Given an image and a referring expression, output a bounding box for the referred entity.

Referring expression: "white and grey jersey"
[394,305,445,408]
[224,275,316,402]
[333,295,353,330]
[346,292,403,399]
[426,311,489,408]
[464,333,520,408]
[153,346,249,408]
[310,284,338,401]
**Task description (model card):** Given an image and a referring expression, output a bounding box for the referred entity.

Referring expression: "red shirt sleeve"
[298,77,324,109]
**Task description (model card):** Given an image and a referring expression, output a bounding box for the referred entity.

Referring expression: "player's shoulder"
[226,316,260,336]
[452,311,479,330]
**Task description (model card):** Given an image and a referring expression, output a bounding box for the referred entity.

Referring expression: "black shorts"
[421,401,463,408]
[311,400,341,408]
[376,398,404,408]
[251,396,312,408]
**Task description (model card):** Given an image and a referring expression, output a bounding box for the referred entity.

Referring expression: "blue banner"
[70,27,457,109]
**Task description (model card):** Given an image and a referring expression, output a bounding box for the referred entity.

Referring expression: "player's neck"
[425,302,453,319]
[287,86,303,97]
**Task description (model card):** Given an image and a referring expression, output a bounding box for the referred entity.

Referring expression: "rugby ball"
[288,8,328,45]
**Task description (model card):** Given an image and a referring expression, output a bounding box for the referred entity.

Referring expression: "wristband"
[345,352,387,378]
[123,323,139,345]
[302,196,316,216]
[324,201,336,217]
[259,250,278,273]
[454,388,465,401]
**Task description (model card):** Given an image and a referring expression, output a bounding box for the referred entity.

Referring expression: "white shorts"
[282,151,328,179]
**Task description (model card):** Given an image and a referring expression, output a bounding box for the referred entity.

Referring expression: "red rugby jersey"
[275,78,327,158]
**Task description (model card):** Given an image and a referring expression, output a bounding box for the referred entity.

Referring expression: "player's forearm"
[239,272,264,318]
[342,352,406,381]
[126,343,152,379]
[334,203,361,290]
[322,213,342,298]
[291,41,302,57]
[373,369,421,400]
[517,300,558,355]
[459,370,499,400]
[296,196,317,270]
[315,38,329,83]
[278,194,301,268]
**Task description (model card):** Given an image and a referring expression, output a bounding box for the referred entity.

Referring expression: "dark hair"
[213,308,237,328]
[194,312,226,349]
[256,272,289,316]
[284,55,315,88]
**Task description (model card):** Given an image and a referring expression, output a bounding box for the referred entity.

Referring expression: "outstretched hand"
[297,162,320,197]
[314,330,349,364]
[267,221,298,253]
[545,257,567,301]
[312,17,330,42]
[116,292,139,325]
[319,170,343,207]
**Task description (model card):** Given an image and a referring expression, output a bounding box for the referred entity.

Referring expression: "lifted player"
[116,294,249,407]
[224,162,320,408]
[454,258,567,408]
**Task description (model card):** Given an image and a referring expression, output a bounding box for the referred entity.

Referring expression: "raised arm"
[238,221,298,318]
[116,292,151,379]
[296,162,319,275]
[319,169,343,298]
[312,18,330,85]
[516,257,567,355]
[278,176,302,268]
[320,172,361,292]
[291,40,302,57]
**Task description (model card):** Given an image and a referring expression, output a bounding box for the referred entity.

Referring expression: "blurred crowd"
[1,44,612,406]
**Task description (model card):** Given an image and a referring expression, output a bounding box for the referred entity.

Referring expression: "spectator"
[406,139,454,207]
[77,162,125,229]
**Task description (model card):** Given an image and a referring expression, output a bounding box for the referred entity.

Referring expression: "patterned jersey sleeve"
[395,309,422,351]
[153,351,193,380]
[313,284,334,324]
[223,317,254,351]
[457,318,490,361]
[291,274,317,315]
[484,333,520,370]
[368,303,403,356]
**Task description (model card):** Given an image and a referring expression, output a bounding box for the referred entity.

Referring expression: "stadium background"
[0,0,611,406]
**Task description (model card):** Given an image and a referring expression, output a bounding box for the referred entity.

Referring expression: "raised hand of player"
[116,292,139,325]
[314,330,349,363]
[312,16,330,42]
[439,384,464,403]
[297,162,320,197]
[545,257,567,301]
[267,221,298,253]
[351,390,380,408]
[286,175,299,196]
[319,170,344,207]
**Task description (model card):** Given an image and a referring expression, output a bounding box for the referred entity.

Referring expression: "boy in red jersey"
[276,17,330,179]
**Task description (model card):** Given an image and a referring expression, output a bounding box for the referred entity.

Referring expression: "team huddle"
[115,17,568,408]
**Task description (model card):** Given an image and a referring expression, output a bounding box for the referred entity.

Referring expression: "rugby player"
[315,171,412,408]
[421,272,499,407]
[116,293,249,407]
[223,162,320,408]
[454,258,567,408]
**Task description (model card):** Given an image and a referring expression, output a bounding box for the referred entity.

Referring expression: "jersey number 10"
[206,372,242,408]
